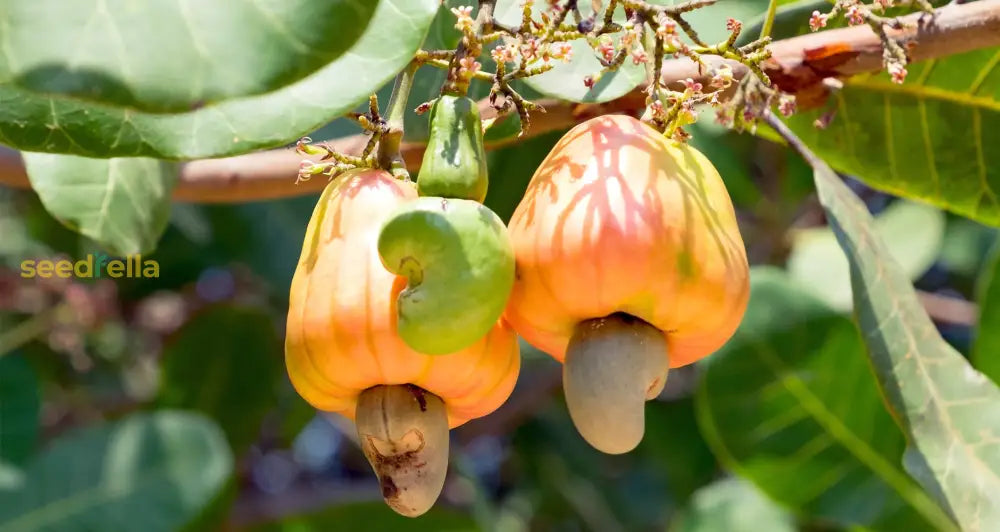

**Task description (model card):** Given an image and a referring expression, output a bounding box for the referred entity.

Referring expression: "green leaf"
[788,117,1000,530]
[0,0,438,159]
[672,477,795,532]
[0,461,24,491]
[696,267,953,531]
[22,153,178,255]
[0,411,233,532]
[0,0,376,112]
[0,354,39,466]
[974,240,1000,383]
[786,48,1000,226]
[250,501,478,532]
[493,0,646,103]
[787,200,945,312]
[158,305,282,453]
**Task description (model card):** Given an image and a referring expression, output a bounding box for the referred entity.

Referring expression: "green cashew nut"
[417,95,489,202]
[378,197,514,355]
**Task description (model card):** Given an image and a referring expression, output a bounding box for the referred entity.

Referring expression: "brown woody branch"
[0,0,997,203]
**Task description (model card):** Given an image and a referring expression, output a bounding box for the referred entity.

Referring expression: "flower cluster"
[807,0,927,85]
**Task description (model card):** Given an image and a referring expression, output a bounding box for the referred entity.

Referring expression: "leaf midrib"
[0,460,201,532]
[846,78,1000,112]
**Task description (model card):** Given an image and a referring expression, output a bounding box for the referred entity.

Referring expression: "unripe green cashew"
[378,197,515,355]
[563,313,669,454]
[356,385,449,518]
[417,95,489,202]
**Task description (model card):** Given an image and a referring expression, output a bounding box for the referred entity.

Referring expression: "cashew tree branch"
[0,0,997,203]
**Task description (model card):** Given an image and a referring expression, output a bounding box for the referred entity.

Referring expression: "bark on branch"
[0,0,997,203]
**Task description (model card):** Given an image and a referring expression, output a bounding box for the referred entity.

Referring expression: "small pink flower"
[710,65,734,88]
[598,38,616,63]
[451,6,474,32]
[809,10,828,32]
[778,95,797,116]
[847,5,865,26]
[888,61,908,84]
[583,75,596,88]
[683,78,703,93]
[649,100,665,117]
[521,38,541,62]
[459,56,481,78]
[874,0,892,11]
[631,48,648,65]
[726,18,742,33]
[657,15,676,38]
[550,41,573,62]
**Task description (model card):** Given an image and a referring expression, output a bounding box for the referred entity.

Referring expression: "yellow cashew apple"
[285,168,519,516]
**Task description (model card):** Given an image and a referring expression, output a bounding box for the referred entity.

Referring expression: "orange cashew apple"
[285,168,519,517]
[504,114,749,454]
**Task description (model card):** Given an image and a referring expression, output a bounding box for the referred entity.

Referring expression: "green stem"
[759,0,779,40]
[378,62,419,179]
[0,307,57,357]
[385,61,419,134]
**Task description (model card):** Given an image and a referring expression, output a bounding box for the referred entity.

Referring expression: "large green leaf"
[22,153,178,255]
[0,354,40,466]
[672,478,795,532]
[974,240,1000,383]
[251,501,478,532]
[0,0,438,159]
[787,47,1000,226]
[696,267,954,531]
[158,305,282,453]
[0,411,233,532]
[0,0,376,112]
[787,200,945,311]
[781,115,1000,530]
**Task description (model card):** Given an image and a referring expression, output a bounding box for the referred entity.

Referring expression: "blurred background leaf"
[974,239,1000,383]
[697,267,951,530]
[787,199,945,311]
[0,353,40,466]
[671,477,796,532]
[157,305,282,454]
[0,411,233,532]
[248,501,478,532]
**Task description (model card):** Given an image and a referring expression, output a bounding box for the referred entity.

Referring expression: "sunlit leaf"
[697,267,954,530]
[22,153,178,255]
[786,117,1000,529]
[787,48,1000,226]
[0,0,438,159]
